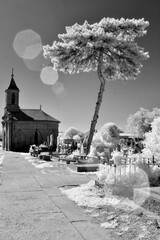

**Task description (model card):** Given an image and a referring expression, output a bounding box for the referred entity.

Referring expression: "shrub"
[136,155,160,186]
[143,117,160,161]
[96,164,149,199]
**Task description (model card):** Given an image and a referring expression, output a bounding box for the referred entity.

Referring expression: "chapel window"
[11,93,15,105]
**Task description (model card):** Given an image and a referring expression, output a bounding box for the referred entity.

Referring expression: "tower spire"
[5,69,20,112]
[7,69,19,91]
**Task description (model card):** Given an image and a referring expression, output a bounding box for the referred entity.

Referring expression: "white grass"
[32,162,53,169]
[0,153,4,166]
[20,153,30,156]
[60,180,139,210]
[101,220,118,229]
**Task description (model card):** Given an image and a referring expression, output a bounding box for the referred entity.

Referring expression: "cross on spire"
[11,68,14,78]
[7,68,19,91]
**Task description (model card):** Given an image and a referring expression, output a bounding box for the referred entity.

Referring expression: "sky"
[0,0,159,134]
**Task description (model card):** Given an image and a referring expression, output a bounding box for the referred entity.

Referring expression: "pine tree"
[43,17,149,154]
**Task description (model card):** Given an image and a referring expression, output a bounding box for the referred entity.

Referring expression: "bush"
[136,157,160,186]
[96,164,149,199]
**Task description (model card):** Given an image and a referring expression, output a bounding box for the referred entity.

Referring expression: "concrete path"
[0,151,113,240]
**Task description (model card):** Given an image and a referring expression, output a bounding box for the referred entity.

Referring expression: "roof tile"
[21,109,60,122]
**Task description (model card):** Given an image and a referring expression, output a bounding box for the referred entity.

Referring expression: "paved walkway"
[0,151,112,240]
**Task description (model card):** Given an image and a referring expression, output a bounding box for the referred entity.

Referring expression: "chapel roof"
[9,109,60,122]
[21,109,60,122]
[10,110,34,121]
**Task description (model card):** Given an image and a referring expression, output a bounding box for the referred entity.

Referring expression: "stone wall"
[11,121,59,152]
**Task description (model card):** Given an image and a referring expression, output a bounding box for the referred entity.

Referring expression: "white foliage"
[90,123,119,156]
[43,17,149,81]
[0,153,4,166]
[101,220,118,229]
[60,180,121,208]
[92,132,104,148]
[111,150,123,166]
[126,107,160,137]
[60,180,140,213]
[73,134,81,142]
[96,164,111,183]
[63,127,83,139]
[99,122,119,143]
[88,145,98,157]
[143,117,160,158]
[96,163,149,193]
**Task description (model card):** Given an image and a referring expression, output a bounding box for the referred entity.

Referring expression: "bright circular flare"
[56,88,68,99]
[40,67,58,85]
[13,29,42,59]
[52,81,64,94]
[24,53,50,72]
[51,81,67,99]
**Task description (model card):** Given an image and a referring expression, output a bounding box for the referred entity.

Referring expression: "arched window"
[13,129,26,150]
[11,93,15,105]
[34,130,38,145]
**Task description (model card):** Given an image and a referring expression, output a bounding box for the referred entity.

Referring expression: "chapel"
[2,70,60,152]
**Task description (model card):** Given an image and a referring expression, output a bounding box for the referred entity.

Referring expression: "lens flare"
[52,81,64,94]
[13,29,42,59]
[24,53,51,72]
[51,81,67,99]
[40,66,58,85]
[56,88,68,99]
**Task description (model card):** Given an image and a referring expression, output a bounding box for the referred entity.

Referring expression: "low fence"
[103,156,160,183]
[103,163,138,183]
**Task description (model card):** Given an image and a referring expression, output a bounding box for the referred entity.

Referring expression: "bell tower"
[5,68,20,113]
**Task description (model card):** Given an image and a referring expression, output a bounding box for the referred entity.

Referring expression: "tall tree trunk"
[86,53,106,155]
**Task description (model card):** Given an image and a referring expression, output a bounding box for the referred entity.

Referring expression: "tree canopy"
[63,127,83,139]
[126,108,160,138]
[43,18,149,81]
[92,122,120,148]
[43,17,149,154]
[143,117,160,159]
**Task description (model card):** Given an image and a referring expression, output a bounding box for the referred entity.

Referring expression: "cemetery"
[28,116,160,210]
[0,10,160,239]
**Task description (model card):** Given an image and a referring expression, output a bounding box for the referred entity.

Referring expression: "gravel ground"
[61,181,160,240]
[84,202,160,240]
